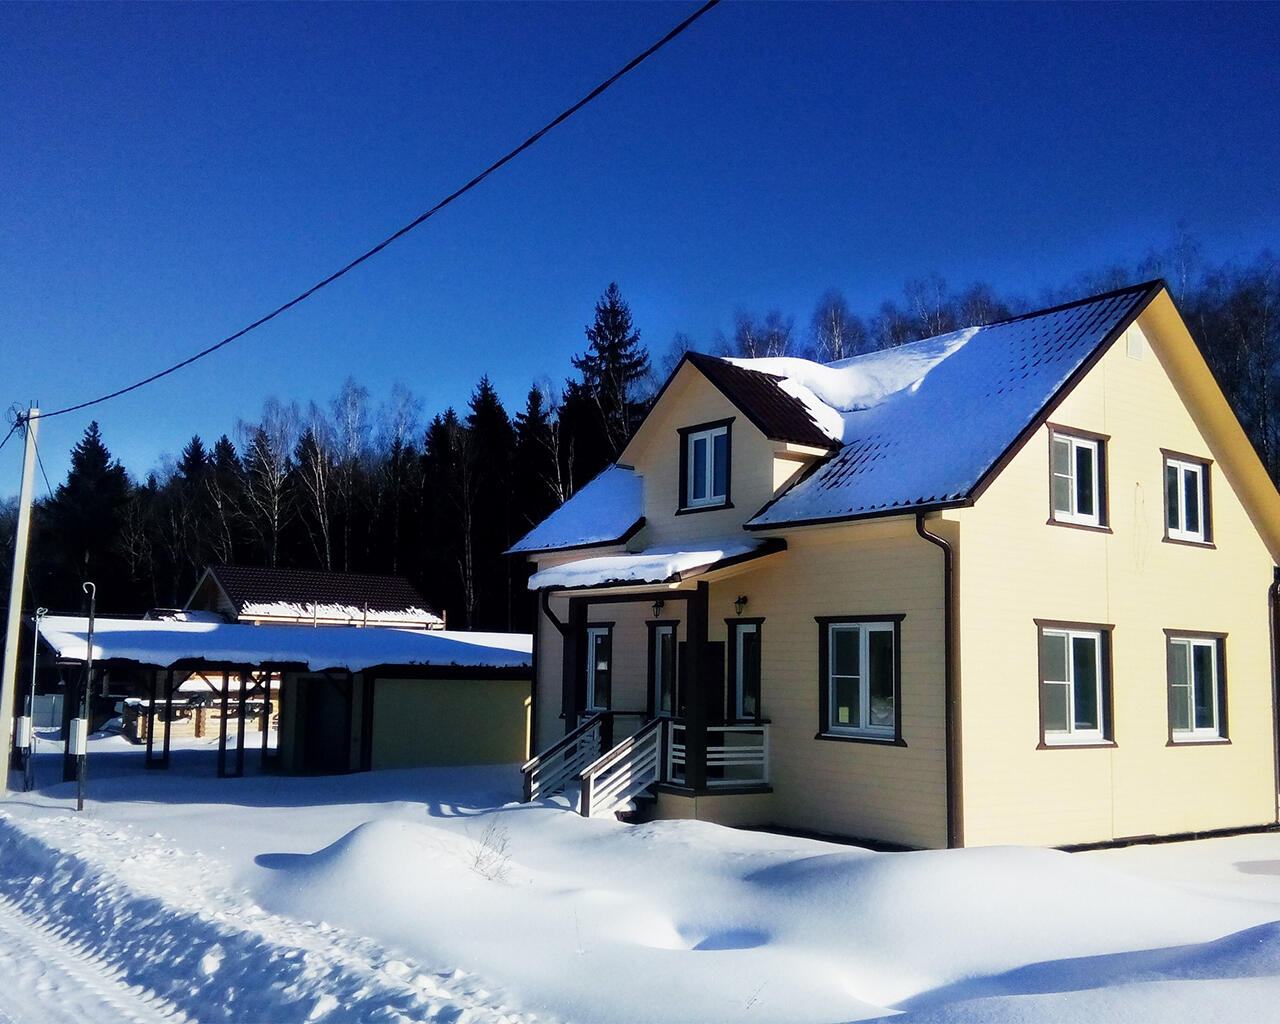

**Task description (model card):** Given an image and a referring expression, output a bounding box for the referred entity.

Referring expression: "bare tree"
[330,377,371,572]
[732,310,794,358]
[237,399,299,568]
[810,289,868,362]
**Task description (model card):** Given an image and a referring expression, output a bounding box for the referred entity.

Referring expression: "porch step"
[614,787,658,824]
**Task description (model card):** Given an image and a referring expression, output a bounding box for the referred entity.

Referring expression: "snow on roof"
[729,326,977,433]
[507,466,644,554]
[528,539,763,590]
[748,283,1158,526]
[37,616,530,673]
[239,601,443,625]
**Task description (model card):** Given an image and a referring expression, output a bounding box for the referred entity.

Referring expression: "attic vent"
[1126,328,1143,360]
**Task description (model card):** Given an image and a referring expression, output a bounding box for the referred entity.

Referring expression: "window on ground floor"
[585,624,612,711]
[817,616,903,742]
[728,619,763,721]
[1037,621,1113,747]
[1167,632,1227,743]
[649,621,678,717]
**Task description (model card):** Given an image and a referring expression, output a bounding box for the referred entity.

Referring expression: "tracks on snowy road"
[0,812,546,1024]
[0,892,185,1024]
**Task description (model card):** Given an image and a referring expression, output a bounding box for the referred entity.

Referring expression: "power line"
[28,428,55,499]
[0,420,19,457]
[30,0,722,423]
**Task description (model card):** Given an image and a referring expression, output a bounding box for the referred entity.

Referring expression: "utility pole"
[0,408,38,799]
[22,606,47,791]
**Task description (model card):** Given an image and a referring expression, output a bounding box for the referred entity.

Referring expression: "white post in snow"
[0,408,39,798]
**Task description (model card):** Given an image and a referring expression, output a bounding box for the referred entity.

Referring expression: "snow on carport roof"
[37,616,531,673]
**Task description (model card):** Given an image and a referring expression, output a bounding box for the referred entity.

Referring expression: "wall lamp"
[734,594,749,616]
[651,598,665,619]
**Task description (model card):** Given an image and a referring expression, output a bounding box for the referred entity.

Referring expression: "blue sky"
[2,1,1277,491]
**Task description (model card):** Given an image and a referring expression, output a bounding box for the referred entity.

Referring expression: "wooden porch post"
[217,668,230,778]
[161,668,174,768]
[562,598,586,733]
[235,669,248,777]
[683,582,709,792]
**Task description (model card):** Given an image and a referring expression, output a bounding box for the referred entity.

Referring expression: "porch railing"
[579,717,665,818]
[667,722,770,788]
[521,713,604,801]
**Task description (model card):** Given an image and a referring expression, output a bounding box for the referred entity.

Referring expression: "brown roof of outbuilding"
[683,352,836,449]
[201,565,436,617]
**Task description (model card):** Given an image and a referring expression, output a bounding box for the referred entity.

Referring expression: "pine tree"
[466,377,516,629]
[571,283,651,459]
[39,421,134,610]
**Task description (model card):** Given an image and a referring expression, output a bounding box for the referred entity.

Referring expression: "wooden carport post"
[235,668,248,777]
[161,668,174,768]
[217,667,230,778]
[144,669,159,767]
[259,670,272,770]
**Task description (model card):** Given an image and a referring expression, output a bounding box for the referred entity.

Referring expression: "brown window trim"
[1034,618,1116,749]
[584,621,615,712]
[815,614,906,746]
[1164,628,1228,744]
[725,617,765,724]
[1160,448,1213,546]
[1046,423,1110,530]
[677,417,734,514]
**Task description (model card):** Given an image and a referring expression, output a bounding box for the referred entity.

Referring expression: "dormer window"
[679,419,732,512]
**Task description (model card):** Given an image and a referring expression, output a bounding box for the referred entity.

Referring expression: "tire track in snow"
[0,812,550,1024]
[0,892,185,1024]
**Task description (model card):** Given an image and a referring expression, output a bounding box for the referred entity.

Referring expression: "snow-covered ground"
[4,731,1280,1023]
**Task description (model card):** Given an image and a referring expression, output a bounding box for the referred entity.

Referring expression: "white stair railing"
[667,722,769,788]
[522,714,604,801]
[580,718,665,818]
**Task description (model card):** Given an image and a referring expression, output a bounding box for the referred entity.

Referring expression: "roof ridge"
[981,278,1165,329]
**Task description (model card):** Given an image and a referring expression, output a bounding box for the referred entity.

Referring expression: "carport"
[34,616,532,776]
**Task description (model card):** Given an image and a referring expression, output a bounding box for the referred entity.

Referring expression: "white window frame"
[685,424,729,509]
[826,621,896,740]
[1039,626,1106,746]
[1168,635,1224,742]
[585,625,612,712]
[1050,431,1102,527]
[733,621,761,721]
[1165,456,1208,543]
[651,623,677,717]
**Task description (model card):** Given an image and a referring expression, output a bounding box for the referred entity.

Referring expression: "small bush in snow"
[468,818,512,883]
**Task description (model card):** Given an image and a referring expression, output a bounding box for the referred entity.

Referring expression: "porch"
[522,711,771,818]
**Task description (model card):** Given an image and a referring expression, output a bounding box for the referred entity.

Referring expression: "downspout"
[916,512,961,849]
[1271,567,1280,825]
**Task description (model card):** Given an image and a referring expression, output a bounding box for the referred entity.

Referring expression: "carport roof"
[36,616,530,674]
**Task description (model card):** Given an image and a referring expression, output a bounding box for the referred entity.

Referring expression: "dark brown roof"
[683,352,836,449]
[204,565,435,617]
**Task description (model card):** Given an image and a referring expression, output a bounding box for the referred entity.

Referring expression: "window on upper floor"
[679,420,731,511]
[816,616,903,743]
[1049,427,1107,529]
[1164,452,1212,545]
[1167,632,1227,743]
[1037,621,1113,747]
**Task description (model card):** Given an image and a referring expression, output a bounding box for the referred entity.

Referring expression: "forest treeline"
[3,242,1277,631]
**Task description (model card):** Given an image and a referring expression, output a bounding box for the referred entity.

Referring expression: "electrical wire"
[29,0,722,423]
[0,419,20,457]
[28,427,55,499]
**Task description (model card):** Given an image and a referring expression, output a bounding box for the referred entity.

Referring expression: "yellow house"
[512,281,1280,849]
